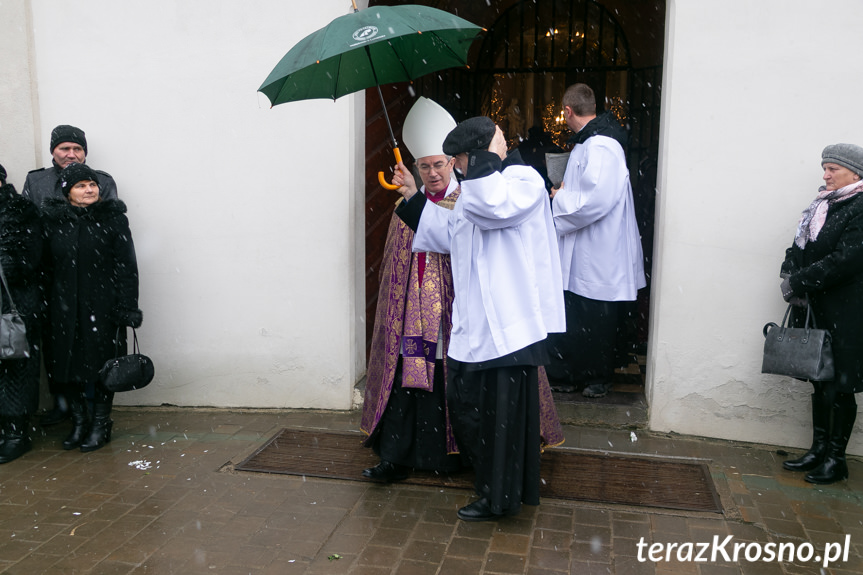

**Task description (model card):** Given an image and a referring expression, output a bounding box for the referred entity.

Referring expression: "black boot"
[40,394,71,427]
[80,395,113,453]
[806,400,857,485]
[784,392,829,471]
[0,417,32,463]
[62,395,90,450]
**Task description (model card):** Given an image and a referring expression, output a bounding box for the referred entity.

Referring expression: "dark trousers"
[545,291,622,387]
[446,360,541,516]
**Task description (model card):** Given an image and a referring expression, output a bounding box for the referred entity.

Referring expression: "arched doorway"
[364,0,664,422]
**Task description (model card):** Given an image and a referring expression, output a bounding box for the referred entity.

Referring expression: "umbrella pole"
[375,80,403,191]
[377,85,400,157]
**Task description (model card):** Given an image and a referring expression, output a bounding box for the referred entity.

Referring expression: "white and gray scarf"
[794,180,863,249]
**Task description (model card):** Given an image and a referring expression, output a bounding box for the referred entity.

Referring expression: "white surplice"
[411,165,565,363]
[552,134,646,301]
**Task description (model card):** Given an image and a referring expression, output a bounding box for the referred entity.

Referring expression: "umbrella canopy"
[259,5,482,106]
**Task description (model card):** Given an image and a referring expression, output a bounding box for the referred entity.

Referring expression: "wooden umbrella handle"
[378,147,403,191]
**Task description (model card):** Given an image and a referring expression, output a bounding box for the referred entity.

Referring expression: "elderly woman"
[0,164,43,463]
[780,143,863,484]
[41,163,141,453]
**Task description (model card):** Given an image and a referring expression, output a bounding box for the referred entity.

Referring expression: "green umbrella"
[259,1,482,189]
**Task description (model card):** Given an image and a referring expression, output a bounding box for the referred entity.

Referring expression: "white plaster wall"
[9,0,863,450]
[650,0,863,453]
[16,0,367,408]
[0,0,39,184]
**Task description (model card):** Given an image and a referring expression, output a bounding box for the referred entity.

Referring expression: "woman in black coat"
[780,143,863,484]
[41,163,141,453]
[0,164,43,463]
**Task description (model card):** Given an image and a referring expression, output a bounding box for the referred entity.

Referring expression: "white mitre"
[402,97,457,160]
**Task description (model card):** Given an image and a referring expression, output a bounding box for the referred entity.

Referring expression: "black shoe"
[805,457,848,485]
[362,460,409,483]
[783,450,826,472]
[0,418,32,464]
[783,392,829,472]
[79,401,113,453]
[457,498,501,522]
[79,418,112,453]
[0,434,31,464]
[804,399,855,485]
[62,396,90,451]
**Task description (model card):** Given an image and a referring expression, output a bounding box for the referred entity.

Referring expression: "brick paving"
[0,408,860,574]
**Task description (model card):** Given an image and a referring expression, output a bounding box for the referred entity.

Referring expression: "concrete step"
[551,389,648,429]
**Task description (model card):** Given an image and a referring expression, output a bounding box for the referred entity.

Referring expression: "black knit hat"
[0,163,6,185]
[59,163,99,196]
[443,116,496,156]
[50,125,88,154]
[822,143,863,177]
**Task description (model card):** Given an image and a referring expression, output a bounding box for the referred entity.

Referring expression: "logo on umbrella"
[352,26,379,42]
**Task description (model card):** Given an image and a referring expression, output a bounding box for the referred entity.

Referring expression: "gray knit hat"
[821,143,863,177]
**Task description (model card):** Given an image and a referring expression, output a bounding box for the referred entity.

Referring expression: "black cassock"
[446,341,546,516]
[365,357,461,473]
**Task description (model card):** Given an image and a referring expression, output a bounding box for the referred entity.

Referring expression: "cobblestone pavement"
[0,408,861,574]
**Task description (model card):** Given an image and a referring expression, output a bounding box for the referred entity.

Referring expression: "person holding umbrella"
[360,97,462,482]
[391,118,565,521]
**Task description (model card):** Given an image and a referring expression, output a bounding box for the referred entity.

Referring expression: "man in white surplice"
[391,116,564,523]
[548,83,646,399]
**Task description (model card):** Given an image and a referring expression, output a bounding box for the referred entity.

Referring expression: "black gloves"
[780,277,807,307]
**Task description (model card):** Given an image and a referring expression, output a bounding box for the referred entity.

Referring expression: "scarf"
[795,180,863,249]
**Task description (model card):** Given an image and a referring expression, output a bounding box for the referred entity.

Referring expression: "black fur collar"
[0,183,18,201]
[41,196,127,222]
[0,184,39,219]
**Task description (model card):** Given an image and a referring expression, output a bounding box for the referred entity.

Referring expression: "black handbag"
[762,299,834,381]
[100,327,154,392]
[0,260,29,360]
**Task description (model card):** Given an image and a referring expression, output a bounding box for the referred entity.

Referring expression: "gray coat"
[23,164,118,209]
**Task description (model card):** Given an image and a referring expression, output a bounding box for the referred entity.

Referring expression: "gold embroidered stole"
[400,189,459,390]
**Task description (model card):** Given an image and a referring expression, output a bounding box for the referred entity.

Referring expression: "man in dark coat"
[22,125,119,427]
[0,164,43,463]
[41,163,140,453]
[23,125,119,209]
